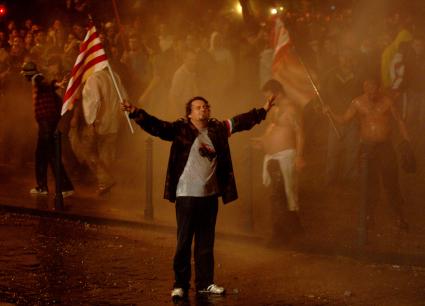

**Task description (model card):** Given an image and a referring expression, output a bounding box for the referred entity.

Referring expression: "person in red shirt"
[21,61,74,197]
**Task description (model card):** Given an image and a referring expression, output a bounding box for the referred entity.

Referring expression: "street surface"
[0,212,424,305]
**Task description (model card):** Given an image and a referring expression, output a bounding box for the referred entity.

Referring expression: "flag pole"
[111,0,128,52]
[106,64,134,134]
[88,14,133,134]
[292,46,342,139]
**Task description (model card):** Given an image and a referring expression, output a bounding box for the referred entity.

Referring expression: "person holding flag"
[271,15,315,108]
[323,77,410,240]
[121,95,275,301]
[270,13,340,139]
[79,66,127,195]
[61,19,132,195]
[61,21,109,116]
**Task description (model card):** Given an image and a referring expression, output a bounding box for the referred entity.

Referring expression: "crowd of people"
[0,1,423,230]
[1,0,425,300]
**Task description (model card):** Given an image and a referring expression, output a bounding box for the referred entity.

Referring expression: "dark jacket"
[32,73,61,125]
[129,107,267,204]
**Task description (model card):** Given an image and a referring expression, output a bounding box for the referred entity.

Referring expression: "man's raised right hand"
[121,100,137,114]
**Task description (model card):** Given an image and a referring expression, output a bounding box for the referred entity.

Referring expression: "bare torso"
[353,94,393,143]
[262,102,298,155]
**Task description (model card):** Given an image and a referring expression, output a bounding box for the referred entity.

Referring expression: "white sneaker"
[61,190,75,198]
[198,284,225,295]
[171,288,185,300]
[30,187,48,196]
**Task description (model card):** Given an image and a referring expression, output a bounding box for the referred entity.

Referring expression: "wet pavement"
[0,212,182,305]
[1,212,425,306]
[1,147,425,306]
[1,162,425,269]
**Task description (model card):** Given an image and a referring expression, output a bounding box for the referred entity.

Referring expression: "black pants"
[173,196,218,291]
[35,121,73,191]
[268,159,302,244]
[359,142,404,227]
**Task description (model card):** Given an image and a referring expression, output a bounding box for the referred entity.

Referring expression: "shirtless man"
[253,79,305,244]
[325,78,409,238]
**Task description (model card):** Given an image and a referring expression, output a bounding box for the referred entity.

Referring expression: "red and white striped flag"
[272,17,315,107]
[61,24,108,115]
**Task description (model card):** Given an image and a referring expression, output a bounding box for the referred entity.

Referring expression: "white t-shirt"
[176,128,219,197]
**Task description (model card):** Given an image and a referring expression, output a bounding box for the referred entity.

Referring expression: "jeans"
[69,126,116,189]
[35,121,73,191]
[173,196,218,291]
[267,159,302,243]
[406,90,425,157]
[359,142,404,229]
[325,121,360,185]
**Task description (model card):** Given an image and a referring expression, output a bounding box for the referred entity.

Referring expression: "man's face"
[35,32,46,44]
[53,20,61,30]
[73,25,84,40]
[7,21,16,31]
[25,19,32,29]
[189,99,210,122]
[412,39,424,55]
[24,33,33,44]
[338,53,354,70]
[128,38,139,51]
[11,37,23,52]
[363,79,379,101]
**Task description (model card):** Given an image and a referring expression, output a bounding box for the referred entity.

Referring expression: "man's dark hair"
[362,75,380,85]
[262,79,285,96]
[185,96,209,118]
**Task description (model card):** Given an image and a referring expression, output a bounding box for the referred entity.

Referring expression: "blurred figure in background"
[30,30,49,66]
[47,19,66,53]
[405,36,425,151]
[253,79,305,246]
[121,34,152,101]
[322,51,362,187]
[21,61,74,197]
[169,50,199,118]
[80,67,127,195]
[325,78,410,235]
[208,31,234,102]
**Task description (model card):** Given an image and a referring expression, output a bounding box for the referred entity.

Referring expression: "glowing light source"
[270,8,278,15]
[234,2,243,15]
[0,5,6,17]
[279,6,285,12]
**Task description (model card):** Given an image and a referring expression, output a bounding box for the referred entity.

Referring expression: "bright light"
[0,5,6,17]
[279,6,285,12]
[270,8,278,15]
[234,2,243,15]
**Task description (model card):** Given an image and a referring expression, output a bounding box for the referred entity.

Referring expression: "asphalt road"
[1,212,425,306]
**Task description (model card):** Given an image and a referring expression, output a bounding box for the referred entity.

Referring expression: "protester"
[168,50,199,118]
[324,78,410,236]
[121,95,275,301]
[252,79,305,245]
[322,51,362,186]
[80,67,127,195]
[21,61,74,197]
